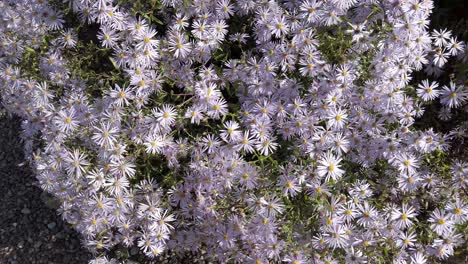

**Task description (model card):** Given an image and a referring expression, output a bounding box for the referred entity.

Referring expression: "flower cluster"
[0,0,467,263]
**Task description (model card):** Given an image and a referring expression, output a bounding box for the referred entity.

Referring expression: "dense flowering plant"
[0,0,467,263]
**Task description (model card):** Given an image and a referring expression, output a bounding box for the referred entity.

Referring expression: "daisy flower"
[64,149,90,178]
[279,174,301,197]
[337,202,358,222]
[229,32,249,44]
[438,107,452,121]
[109,84,133,107]
[192,20,208,39]
[216,0,235,19]
[104,175,130,196]
[346,22,369,43]
[259,195,285,217]
[207,97,229,119]
[255,137,279,156]
[97,25,119,48]
[59,29,77,48]
[168,30,192,58]
[326,107,348,130]
[396,231,416,249]
[440,82,467,109]
[126,17,149,36]
[345,247,366,264]
[234,131,256,153]
[153,104,177,127]
[110,159,136,178]
[391,203,417,229]
[432,48,450,67]
[336,64,355,83]
[299,0,323,23]
[416,80,440,101]
[212,20,229,39]
[136,27,159,51]
[397,173,422,192]
[393,152,419,175]
[325,224,348,249]
[446,199,468,223]
[54,108,79,134]
[144,134,167,155]
[271,16,289,38]
[151,209,176,233]
[137,232,159,256]
[331,133,350,154]
[447,37,465,56]
[46,9,65,30]
[201,134,221,154]
[86,168,106,189]
[324,9,341,26]
[356,202,377,227]
[317,152,344,182]
[220,120,242,143]
[410,252,427,264]
[217,226,236,249]
[299,58,320,77]
[283,251,307,264]
[185,106,205,125]
[431,28,452,47]
[173,13,189,30]
[33,81,53,105]
[92,121,119,148]
[429,208,454,236]
[238,165,258,190]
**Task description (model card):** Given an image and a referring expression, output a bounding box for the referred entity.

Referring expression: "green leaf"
[151,15,164,25]
[108,57,120,70]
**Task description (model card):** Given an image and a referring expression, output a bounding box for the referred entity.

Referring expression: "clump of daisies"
[0,0,467,263]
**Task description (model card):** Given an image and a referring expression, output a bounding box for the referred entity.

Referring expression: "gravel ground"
[0,113,91,264]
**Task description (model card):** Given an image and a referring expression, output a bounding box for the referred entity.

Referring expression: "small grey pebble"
[47,222,56,229]
[56,231,65,239]
[21,208,31,214]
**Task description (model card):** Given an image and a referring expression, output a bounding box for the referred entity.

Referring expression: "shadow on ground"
[0,113,91,264]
